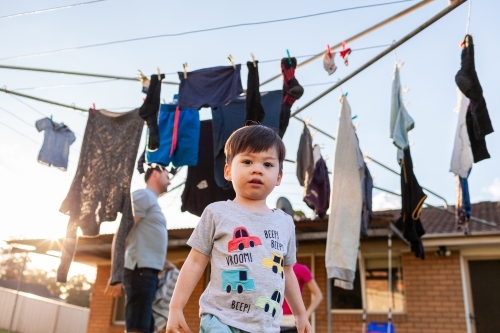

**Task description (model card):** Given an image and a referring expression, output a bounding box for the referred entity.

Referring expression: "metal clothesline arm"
[0,64,179,86]
[290,0,467,118]
[260,0,433,87]
[293,116,450,208]
[373,185,497,227]
[0,87,88,112]
[365,156,449,208]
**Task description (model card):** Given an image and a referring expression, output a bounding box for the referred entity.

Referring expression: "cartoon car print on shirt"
[228,226,262,252]
[255,288,282,318]
[262,252,284,278]
[221,269,256,294]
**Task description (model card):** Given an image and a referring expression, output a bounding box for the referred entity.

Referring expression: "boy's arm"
[166,248,210,333]
[284,265,312,333]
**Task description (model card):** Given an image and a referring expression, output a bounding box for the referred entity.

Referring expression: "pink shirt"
[282,263,313,315]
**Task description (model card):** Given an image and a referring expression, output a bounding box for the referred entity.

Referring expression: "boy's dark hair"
[224,125,286,170]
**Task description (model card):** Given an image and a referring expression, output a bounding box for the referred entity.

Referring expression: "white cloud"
[486,178,500,200]
[372,192,401,211]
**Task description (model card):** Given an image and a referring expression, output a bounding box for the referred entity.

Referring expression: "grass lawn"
[0,329,20,333]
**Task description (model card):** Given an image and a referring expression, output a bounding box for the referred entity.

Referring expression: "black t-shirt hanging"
[395,147,427,259]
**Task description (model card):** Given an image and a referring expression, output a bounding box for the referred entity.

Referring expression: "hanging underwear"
[177,65,243,110]
[147,104,200,168]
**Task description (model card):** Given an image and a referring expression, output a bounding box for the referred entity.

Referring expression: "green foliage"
[0,253,93,308]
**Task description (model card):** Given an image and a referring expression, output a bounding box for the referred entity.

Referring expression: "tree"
[0,251,93,308]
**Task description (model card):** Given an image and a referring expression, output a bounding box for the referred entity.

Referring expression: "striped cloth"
[153,268,179,332]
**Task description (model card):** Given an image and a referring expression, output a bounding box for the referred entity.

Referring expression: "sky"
[0,0,499,277]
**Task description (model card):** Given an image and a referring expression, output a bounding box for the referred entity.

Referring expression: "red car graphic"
[228,227,262,252]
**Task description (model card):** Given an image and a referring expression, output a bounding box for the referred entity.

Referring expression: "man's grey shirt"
[125,188,167,270]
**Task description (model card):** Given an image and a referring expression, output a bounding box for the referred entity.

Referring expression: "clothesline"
[0,80,450,208]
[0,64,179,86]
[0,0,467,216]
[0,0,420,62]
[260,0,432,87]
[290,0,467,119]
[0,1,431,87]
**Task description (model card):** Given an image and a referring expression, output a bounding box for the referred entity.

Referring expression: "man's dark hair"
[144,165,164,183]
[224,125,286,170]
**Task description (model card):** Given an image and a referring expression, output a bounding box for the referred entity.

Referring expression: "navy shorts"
[123,267,159,333]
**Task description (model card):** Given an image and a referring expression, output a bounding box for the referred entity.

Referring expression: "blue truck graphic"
[221,269,256,294]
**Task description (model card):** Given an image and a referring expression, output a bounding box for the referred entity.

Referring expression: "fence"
[0,286,89,333]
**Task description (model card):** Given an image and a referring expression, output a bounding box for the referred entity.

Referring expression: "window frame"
[330,251,406,315]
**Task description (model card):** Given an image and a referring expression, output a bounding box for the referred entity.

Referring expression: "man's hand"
[163,260,176,272]
[166,309,192,333]
[104,283,123,298]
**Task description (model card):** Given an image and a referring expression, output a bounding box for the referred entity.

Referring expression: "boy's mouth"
[248,178,263,185]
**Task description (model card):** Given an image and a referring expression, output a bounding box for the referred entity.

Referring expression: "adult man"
[105,164,174,333]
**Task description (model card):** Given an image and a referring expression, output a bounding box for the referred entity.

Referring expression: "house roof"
[5,201,499,263]
[376,201,500,235]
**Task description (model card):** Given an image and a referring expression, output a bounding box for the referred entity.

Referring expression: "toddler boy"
[167,125,311,333]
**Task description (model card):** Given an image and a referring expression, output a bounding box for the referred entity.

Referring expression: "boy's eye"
[264,162,273,167]
[242,160,252,165]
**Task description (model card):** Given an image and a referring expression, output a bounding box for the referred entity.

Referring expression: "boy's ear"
[224,164,232,181]
[275,170,283,186]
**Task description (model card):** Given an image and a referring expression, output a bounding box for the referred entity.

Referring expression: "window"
[365,257,404,313]
[331,263,363,310]
[113,294,126,324]
[330,256,405,313]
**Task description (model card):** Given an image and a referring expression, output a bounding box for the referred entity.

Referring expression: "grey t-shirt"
[36,118,76,171]
[125,188,167,271]
[187,200,296,333]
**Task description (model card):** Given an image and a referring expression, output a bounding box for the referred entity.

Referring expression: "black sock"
[245,61,265,124]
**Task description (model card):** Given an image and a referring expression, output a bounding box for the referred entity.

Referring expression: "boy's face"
[224,147,283,201]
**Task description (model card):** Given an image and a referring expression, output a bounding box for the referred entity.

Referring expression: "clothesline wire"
[0,0,464,210]
[0,64,179,86]
[0,43,393,87]
[8,94,85,138]
[0,0,417,62]
[373,185,497,227]
[12,79,119,91]
[0,118,78,168]
[289,0,467,119]
[0,0,109,20]
[0,105,82,155]
[259,0,433,87]
[465,0,472,34]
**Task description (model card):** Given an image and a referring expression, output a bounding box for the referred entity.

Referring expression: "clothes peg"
[286,49,292,65]
[392,40,398,62]
[228,55,236,70]
[304,117,311,125]
[157,67,161,80]
[92,103,96,115]
[339,41,351,66]
[50,115,53,121]
[162,98,166,104]
[326,44,332,59]
[251,53,256,67]
[183,63,188,79]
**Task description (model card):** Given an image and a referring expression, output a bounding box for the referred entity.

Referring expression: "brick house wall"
[313,252,468,333]
[86,250,468,333]
[87,261,207,333]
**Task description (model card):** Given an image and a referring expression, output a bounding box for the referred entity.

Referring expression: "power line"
[13,79,118,91]
[0,119,39,145]
[0,0,110,20]
[0,0,417,62]
[8,94,85,138]
[0,106,82,155]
